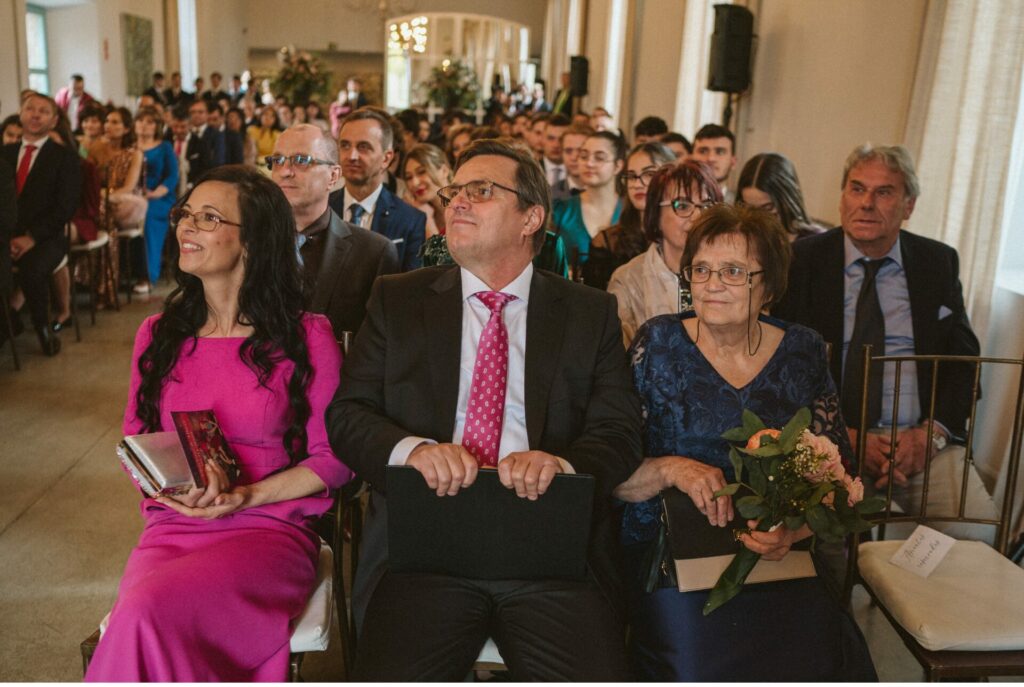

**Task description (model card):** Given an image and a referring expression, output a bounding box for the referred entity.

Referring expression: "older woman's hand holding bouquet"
[703,407,883,615]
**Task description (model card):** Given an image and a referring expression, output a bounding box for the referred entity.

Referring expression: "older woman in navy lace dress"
[613,205,876,681]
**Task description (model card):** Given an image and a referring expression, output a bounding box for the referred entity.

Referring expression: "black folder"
[386,465,595,580]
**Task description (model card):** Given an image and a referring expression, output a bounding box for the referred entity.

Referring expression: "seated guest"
[737,152,825,241]
[189,99,226,167]
[608,159,720,347]
[326,139,641,681]
[446,123,474,166]
[633,115,669,144]
[83,166,353,682]
[614,204,876,681]
[133,106,179,294]
[584,141,675,290]
[270,124,399,338]
[774,144,988,520]
[1,114,22,145]
[660,131,692,160]
[0,92,81,355]
[550,131,626,271]
[225,107,256,166]
[691,123,738,202]
[246,106,281,166]
[169,107,211,196]
[401,143,451,238]
[540,113,570,186]
[209,103,243,165]
[549,123,592,201]
[329,108,425,271]
[76,104,106,159]
[526,112,549,161]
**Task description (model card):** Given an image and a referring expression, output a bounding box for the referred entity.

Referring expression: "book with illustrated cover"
[170,409,241,487]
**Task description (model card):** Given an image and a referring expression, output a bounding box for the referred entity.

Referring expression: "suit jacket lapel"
[22,139,54,193]
[371,186,393,236]
[524,271,567,447]
[899,230,932,355]
[424,267,463,439]
[818,228,847,384]
[310,211,352,313]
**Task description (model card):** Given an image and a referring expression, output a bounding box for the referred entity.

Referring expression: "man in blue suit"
[189,98,225,167]
[329,108,424,271]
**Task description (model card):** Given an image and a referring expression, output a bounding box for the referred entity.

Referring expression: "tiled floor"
[0,286,974,682]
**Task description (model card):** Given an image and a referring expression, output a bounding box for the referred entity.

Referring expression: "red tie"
[462,291,516,466]
[15,144,36,195]
[174,139,183,157]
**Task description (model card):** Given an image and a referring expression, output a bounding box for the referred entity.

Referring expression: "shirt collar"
[347,183,384,215]
[843,232,903,271]
[21,135,48,149]
[460,262,533,305]
[301,206,332,238]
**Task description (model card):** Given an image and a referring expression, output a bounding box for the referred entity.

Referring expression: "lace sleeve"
[807,335,856,472]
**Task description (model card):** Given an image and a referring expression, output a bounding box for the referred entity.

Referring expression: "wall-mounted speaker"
[570,55,589,97]
[707,4,754,93]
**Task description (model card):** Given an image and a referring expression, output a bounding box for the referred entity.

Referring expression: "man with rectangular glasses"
[327,139,640,680]
[269,124,398,339]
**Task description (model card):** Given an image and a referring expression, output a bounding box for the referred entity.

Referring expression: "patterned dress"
[621,312,876,681]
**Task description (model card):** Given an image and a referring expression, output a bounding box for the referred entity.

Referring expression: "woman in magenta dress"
[85,165,353,682]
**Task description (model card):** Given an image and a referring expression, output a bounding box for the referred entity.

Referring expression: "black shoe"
[36,326,61,356]
[51,316,73,333]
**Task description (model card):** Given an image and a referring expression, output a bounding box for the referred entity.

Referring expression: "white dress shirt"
[16,136,49,178]
[543,157,566,187]
[341,183,384,229]
[389,263,574,473]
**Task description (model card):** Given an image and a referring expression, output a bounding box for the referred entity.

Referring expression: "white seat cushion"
[100,540,335,654]
[72,231,110,252]
[288,540,335,652]
[119,227,144,239]
[477,637,504,665]
[859,539,1024,651]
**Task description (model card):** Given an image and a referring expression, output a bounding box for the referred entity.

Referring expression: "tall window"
[25,5,49,95]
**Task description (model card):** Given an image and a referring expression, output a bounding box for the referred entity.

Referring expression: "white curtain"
[904,0,1024,340]
[904,0,1024,547]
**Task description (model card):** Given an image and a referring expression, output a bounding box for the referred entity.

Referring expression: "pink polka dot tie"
[463,291,516,467]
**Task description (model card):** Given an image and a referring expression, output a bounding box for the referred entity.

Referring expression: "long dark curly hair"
[134,165,312,465]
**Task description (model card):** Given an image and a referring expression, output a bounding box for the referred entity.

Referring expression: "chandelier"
[388,15,428,54]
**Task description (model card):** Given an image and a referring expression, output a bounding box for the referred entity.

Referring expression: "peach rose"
[746,428,781,450]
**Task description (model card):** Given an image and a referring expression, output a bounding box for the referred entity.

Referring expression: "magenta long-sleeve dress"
[85,312,353,682]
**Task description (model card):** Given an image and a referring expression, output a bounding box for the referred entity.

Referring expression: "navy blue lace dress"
[621,312,876,681]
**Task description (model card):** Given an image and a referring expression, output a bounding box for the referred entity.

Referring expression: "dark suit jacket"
[1,140,81,245]
[328,185,425,272]
[326,266,642,617]
[199,126,226,167]
[774,227,980,436]
[0,158,14,293]
[306,209,399,338]
[143,86,167,105]
[223,130,245,165]
[176,134,211,188]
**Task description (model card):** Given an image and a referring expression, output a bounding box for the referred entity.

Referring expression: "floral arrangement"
[704,408,883,614]
[419,58,480,110]
[271,46,331,106]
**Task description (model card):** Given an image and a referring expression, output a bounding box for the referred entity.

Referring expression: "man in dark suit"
[143,71,168,106]
[326,139,641,681]
[0,93,81,355]
[200,71,230,103]
[163,72,193,111]
[188,99,225,167]
[271,124,399,338]
[775,144,983,508]
[168,108,211,195]
[328,108,424,271]
[208,104,243,165]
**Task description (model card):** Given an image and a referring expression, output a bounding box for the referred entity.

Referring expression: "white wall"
[628,0,686,131]
[195,0,247,81]
[735,0,927,223]
[47,3,101,98]
[0,0,28,115]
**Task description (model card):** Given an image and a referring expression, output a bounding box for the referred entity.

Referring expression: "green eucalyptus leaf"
[742,409,767,434]
[784,515,805,531]
[721,425,753,442]
[778,407,812,453]
[714,483,741,498]
[729,448,744,481]
[736,495,767,520]
[855,496,887,514]
[805,504,831,536]
[748,461,767,495]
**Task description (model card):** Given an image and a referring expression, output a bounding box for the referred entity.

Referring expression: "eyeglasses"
[683,265,765,286]
[264,154,336,171]
[659,198,716,218]
[619,169,657,186]
[436,179,521,208]
[170,207,242,232]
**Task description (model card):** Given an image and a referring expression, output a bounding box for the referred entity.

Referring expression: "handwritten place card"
[889,525,956,578]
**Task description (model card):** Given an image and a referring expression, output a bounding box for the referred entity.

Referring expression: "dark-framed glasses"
[683,265,764,286]
[437,179,522,208]
[264,153,336,171]
[659,198,716,218]
[170,207,242,232]
[620,169,658,186]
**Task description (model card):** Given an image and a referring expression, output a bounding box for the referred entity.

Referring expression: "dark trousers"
[14,237,65,328]
[354,571,630,681]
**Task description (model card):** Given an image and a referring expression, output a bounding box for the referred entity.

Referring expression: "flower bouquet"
[703,407,883,615]
[271,46,331,106]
